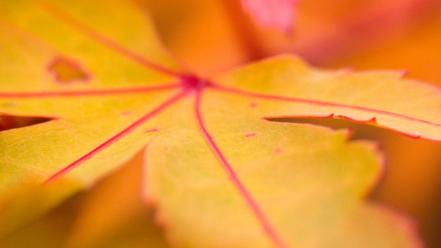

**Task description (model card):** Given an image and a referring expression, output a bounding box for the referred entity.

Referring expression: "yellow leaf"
[0,0,438,247]
[214,55,441,140]
[144,87,420,247]
[0,0,180,234]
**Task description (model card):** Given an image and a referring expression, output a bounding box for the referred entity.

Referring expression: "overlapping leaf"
[241,0,297,32]
[0,0,439,247]
[0,151,166,248]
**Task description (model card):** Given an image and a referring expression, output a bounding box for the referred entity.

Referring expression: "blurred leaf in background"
[0,151,167,248]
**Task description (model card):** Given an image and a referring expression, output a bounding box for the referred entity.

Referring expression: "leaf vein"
[194,90,287,248]
[44,89,187,183]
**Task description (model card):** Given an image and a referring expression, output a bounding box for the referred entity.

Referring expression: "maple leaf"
[0,0,439,247]
[0,151,167,248]
[241,0,297,33]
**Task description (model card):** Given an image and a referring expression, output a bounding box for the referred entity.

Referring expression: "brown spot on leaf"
[146,128,159,133]
[48,56,90,84]
[244,132,256,138]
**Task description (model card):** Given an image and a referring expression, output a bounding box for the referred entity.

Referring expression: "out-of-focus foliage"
[0,151,167,248]
[241,0,297,32]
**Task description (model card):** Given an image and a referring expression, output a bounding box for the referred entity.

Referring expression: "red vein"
[44,90,187,184]
[36,0,182,78]
[0,83,181,98]
[194,90,287,248]
[211,84,441,128]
